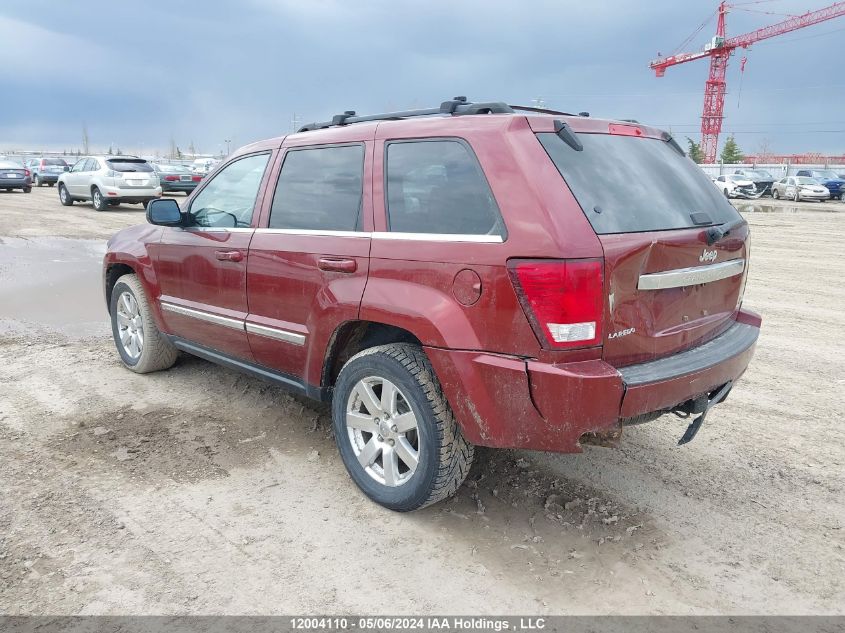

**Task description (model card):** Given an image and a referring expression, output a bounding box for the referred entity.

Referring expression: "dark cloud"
[1,0,842,155]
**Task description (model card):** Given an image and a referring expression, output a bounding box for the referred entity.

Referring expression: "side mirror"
[146,198,182,226]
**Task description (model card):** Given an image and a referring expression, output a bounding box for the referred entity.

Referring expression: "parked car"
[0,160,32,193]
[771,176,830,202]
[732,168,775,196]
[152,163,203,195]
[795,169,845,200]
[27,157,69,187]
[714,174,757,198]
[58,156,161,210]
[103,98,760,511]
[190,158,218,175]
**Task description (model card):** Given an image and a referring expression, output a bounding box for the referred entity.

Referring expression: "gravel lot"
[1,187,843,615]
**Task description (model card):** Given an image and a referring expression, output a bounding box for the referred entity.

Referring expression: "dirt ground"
[1,187,843,615]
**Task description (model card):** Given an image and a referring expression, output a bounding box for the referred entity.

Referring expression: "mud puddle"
[0,236,107,337]
[735,202,842,214]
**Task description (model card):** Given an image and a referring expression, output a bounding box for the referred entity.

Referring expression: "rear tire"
[48,182,54,187]
[58,184,73,206]
[92,187,108,211]
[23,187,31,194]
[109,274,178,374]
[332,343,474,512]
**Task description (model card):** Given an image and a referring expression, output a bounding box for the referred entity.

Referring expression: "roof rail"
[509,104,575,116]
[297,96,515,132]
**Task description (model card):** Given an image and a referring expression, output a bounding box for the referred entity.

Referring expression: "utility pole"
[224,139,231,156]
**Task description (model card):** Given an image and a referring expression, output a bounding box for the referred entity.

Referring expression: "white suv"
[57,156,162,210]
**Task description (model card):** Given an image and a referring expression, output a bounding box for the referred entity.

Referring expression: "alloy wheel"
[116,291,144,360]
[345,376,420,487]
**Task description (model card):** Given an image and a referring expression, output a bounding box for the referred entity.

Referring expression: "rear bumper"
[161,182,197,192]
[0,177,31,188]
[427,308,761,453]
[102,185,162,200]
[36,173,61,183]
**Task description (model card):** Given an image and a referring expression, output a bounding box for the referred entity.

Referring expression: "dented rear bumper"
[426,308,761,453]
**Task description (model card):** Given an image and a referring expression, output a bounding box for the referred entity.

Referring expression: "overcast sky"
[1,0,843,157]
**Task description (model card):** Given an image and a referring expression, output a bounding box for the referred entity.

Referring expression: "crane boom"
[726,2,845,48]
[649,1,845,162]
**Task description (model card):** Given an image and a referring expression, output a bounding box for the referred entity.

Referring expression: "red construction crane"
[650,1,845,162]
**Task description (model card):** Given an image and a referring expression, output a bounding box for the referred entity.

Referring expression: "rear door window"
[538,132,741,234]
[385,139,504,237]
[268,144,364,231]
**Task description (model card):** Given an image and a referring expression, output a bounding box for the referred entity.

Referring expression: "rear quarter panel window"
[385,139,504,236]
[538,132,741,234]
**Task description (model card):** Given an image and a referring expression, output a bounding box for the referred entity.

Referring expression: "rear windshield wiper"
[705,216,746,245]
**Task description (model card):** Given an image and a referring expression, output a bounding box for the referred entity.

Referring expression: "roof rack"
[297,96,515,132]
[509,104,575,116]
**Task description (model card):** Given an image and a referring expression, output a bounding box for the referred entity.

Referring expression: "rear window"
[106,159,153,173]
[43,158,67,166]
[538,132,741,234]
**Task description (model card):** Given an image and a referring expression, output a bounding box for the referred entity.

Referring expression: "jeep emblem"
[699,248,717,263]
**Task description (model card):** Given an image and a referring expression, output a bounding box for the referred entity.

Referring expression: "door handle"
[215,250,244,262]
[318,257,357,273]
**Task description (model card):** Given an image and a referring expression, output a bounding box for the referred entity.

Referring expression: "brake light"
[164,175,179,181]
[608,123,643,137]
[508,259,604,349]
[192,175,202,182]
[24,169,30,177]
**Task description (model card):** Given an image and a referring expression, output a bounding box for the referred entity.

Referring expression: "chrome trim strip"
[371,232,503,243]
[180,227,255,233]
[638,259,745,290]
[255,228,370,238]
[245,322,306,346]
[160,302,245,331]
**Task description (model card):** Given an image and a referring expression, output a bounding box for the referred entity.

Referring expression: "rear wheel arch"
[321,321,423,392]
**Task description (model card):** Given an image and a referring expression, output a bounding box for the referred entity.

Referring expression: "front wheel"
[58,184,73,206]
[792,190,800,202]
[772,188,780,199]
[109,274,178,373]
[332,344,474,511]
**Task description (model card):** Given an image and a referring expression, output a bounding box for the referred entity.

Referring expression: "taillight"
[164,175,179,181]
[507,258,604,349]
[191,175,202,182]
[24,169,30,177]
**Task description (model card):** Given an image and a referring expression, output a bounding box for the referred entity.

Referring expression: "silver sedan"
[771,177,830,202]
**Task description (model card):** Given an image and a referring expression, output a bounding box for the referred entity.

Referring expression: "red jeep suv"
[103,98,760,511]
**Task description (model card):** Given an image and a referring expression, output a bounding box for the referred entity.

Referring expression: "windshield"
[538,132,741,234]
[813,170,839,179]
[755,170,774,179]
[797,177,819,185]
[106,159,153,173]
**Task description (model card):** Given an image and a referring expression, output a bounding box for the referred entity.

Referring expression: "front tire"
[109,274,178,374]
[58,184,73,205]
[772,188,780,199]
[332,343,474,512]
[793,190,800,202]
